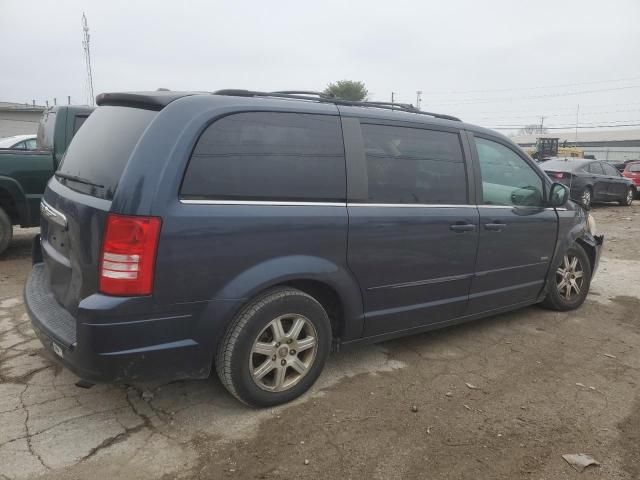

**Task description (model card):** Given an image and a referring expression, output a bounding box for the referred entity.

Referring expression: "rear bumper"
[25,263,240,383]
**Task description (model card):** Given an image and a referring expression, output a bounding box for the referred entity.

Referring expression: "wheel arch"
[207,255,364,346]
[576,236,598,273]
[0,177,29,225]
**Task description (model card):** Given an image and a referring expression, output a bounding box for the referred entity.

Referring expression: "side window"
[73,116,88,134]
[475,137,544,207]
[629,164,640,173]
[181,112,345,202]
[359,124,467,204]
[12,141,26,150]
[602,163,619,176]
[25,138,37,150]
[587,162,604,175]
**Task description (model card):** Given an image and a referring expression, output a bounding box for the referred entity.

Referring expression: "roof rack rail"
[212,89,461,122]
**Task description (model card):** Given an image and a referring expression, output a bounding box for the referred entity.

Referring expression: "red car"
[622,161,640,197]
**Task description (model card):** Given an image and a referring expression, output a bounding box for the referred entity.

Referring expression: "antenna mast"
[82,12,95,106]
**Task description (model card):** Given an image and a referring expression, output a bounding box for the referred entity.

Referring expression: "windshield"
[57,106,157,200]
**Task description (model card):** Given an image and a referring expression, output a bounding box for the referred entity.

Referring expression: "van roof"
[95,89,512,143]
[96,89,460,121]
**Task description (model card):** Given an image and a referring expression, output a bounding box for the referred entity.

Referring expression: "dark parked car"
[543,158,636,208]
[25,90,603,407]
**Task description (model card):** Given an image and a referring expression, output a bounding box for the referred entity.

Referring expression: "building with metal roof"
[510,129,640,162]
[0,101,46,138]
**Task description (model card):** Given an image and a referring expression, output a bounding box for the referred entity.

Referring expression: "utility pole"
[540,115,544,133]
[416,90,422,110]
[82,13,95,106]
[391,92,395,110]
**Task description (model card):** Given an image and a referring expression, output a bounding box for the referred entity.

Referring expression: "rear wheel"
[216,287,331,407]
[580,187,592,208]
[0,207,12,256]
[620,187,634,206]
[540,244,592,311]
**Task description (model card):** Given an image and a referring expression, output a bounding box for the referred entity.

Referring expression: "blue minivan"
[25,90,602,407]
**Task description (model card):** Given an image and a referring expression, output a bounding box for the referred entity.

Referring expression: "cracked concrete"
[0,205,639,479]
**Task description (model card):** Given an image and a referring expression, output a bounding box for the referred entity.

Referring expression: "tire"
[216,287,332,408]
[580,187,592,208]
[0,207,12,256]
[540,243,592,311]
[619,187,634,206]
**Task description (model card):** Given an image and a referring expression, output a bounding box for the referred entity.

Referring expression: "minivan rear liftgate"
[25,104,210,381]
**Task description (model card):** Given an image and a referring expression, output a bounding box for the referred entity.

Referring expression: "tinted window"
[36,109,56,150]
[57,106,157,200]
[73,116,88,134]
[587,162,604,175]
[475,137,544,207]
[360,124,466,204]
[181,112,345,201]
[602,163,619,176]
[629,164,640,172]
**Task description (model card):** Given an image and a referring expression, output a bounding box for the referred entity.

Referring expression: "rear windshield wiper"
[54,172,104,189]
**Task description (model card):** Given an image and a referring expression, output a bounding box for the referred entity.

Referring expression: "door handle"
[449,223,476,232]
[484,222,507,231]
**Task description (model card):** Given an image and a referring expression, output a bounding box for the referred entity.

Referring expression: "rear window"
[629,164,640,172]
[73,115,89,134]
[36,109,56,150]
[181,112,345,202]
[57,106,157,200]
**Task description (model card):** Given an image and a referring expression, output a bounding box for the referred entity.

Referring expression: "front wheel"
[216,287,331,407]
[580,187,592,208]
[620,187,634,206]
[540,244,592,311]
[0,207,13,256]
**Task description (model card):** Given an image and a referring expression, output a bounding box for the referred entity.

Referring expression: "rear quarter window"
[57,106,157,200]
[181,112,346,202]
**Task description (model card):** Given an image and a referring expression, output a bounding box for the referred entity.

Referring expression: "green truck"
[0,106,93,255]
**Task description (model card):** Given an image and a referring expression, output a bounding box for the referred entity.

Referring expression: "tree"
[323,80,369,102]
[518,124,548,135]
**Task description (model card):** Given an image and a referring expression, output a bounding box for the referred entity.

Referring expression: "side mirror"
[548,182,569,208]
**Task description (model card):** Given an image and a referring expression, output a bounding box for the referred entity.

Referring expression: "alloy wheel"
[249,314,318,392]
[626,188,634,205]
[581,189,591,207]
[555,254,584,301]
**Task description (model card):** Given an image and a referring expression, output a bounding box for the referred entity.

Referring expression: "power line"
[423,74,640,95]
[490,118,640,127]
[428,85,640,106]
[470,109,640,121]
[488,123,640,130]
[453,101,640,116]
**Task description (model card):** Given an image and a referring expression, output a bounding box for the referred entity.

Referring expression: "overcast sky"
[2,0,639,132]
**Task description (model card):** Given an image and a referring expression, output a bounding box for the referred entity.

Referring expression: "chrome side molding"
[40,200,68,229]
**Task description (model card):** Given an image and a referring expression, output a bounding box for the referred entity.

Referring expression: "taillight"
[99,214,162,296]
